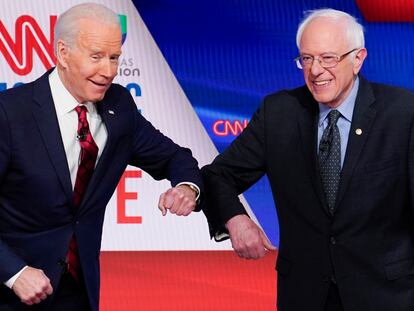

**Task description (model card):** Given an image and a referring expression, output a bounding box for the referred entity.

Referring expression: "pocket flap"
[385,257,414,280]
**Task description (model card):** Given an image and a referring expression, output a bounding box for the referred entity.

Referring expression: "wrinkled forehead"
[299,17,350,53]
[75,18,122,49]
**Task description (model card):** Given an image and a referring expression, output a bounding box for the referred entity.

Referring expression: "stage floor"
[100,251,277,310]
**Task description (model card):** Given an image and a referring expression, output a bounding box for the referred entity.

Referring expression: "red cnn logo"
[0,15,57,76]
[213,119,249,136]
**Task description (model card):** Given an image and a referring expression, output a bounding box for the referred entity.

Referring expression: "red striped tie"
[67,105,99,281]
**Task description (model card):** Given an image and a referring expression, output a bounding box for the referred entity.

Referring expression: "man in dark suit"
[0,3,202,311]
[202,8,414,311]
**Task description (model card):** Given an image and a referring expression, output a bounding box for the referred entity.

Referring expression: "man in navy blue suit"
[0,3,202,310]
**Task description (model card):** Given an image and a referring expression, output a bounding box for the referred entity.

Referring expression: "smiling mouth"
[90,80,108,88]
[313,80,331,86]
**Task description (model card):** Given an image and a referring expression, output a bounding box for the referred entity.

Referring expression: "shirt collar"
[48,68,97,117]
[318,76,359,126]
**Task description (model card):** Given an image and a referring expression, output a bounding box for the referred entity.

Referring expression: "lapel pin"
[108,110,115,115]
[355,128,362,135]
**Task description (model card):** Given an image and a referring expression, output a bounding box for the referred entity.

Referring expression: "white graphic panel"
[0,0,259,250]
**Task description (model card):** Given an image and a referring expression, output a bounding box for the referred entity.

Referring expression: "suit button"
[330,237,336,245]
[322,276,330,283]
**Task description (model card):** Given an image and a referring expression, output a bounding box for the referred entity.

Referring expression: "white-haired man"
[203,8,414,311]
[0,3,202,310]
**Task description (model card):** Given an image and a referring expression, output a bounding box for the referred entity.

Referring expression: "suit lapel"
[297,88,330,216]
[335,77,377,209]
[31,70,73,204]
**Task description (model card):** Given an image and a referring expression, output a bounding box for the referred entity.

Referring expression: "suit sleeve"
[409,116,414,216]
[202,99,268,238]
[0,101,27,283]
[125,92,203,207]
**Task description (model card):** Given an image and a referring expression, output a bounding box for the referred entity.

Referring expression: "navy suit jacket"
[0,69,202,310]
[203,76,414,311]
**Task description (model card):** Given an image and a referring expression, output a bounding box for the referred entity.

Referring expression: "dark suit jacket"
[202,76,414,311]
[0,69,202,311]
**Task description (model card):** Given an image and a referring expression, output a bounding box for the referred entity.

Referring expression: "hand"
[12,266,53,305]
[226,214,276,259]
[158,185,197,216]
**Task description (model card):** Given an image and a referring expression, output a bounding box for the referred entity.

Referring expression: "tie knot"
[75,105,87,120]
[328,109,341,126]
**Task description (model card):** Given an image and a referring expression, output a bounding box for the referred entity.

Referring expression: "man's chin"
[311,93,335,107]
[89,92,107,103]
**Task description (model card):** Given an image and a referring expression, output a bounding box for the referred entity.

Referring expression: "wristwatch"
[185,183,200,198]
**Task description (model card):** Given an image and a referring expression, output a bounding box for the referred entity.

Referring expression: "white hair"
[54,2,120,54]
[296,8,364,50]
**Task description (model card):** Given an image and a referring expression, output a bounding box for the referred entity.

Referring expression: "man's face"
[57,18,122,103]
[299,18,366,108]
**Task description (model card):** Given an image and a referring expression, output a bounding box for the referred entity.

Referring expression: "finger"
[36,292,48,300]
[30,296,42,305]
[22,299,34,306]
[175,193,196,216]
[45,283,53,295]
[232,242,250,259]
[260,230,276,251]
[235,250,244,258]
[245,243,264,260]
[234,247,248,259]
[181,198,196,216]
[158,193,167,216]
[169,194,184,214]
[163,189,176,209]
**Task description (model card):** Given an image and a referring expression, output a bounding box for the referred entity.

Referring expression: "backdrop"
[1,0,413,310]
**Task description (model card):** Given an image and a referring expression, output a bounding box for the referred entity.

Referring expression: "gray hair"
[54,2,120,54]
[296,8,364,50]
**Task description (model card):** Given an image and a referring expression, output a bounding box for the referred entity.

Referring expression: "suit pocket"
[276,256,291,277]
[365,156,399,174]
[385,257,414,280]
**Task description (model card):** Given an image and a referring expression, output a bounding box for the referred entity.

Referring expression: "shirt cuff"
[176,182,200,201]
[4,266,28,289]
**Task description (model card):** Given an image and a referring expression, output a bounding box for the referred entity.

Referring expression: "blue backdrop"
[133,0,414,245]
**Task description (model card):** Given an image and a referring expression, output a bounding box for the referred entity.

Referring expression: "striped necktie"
[67,105,99,281]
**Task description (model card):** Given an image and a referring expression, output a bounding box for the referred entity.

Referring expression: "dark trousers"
[48,272,91,311]
[324,282,344,311]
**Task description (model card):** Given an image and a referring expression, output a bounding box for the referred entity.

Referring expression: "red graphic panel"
[100,251,277,311]
[356,0,414,22]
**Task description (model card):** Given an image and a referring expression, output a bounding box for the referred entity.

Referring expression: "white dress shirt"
[49,68,108,187]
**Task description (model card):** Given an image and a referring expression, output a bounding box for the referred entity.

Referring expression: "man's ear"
[353,48,367,75]
[56,39,70,69]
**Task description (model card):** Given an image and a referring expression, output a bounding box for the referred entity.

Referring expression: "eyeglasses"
[294,48,359,69]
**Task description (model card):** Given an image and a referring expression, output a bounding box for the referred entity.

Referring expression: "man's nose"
[100,59,117,78]
[310,57,325,76]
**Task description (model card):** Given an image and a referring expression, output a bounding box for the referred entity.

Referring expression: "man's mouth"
[90,80,108,87]
[313,80,331,86]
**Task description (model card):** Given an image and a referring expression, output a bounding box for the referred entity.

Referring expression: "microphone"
[76,128,88,141]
